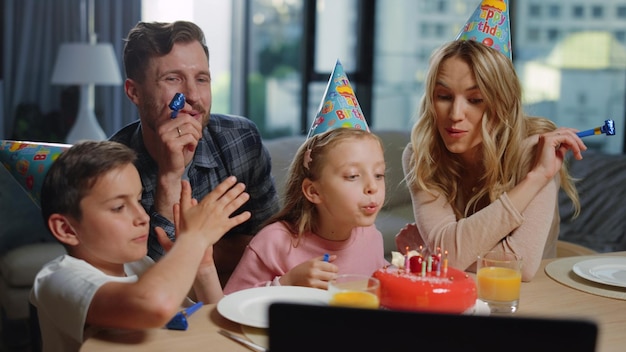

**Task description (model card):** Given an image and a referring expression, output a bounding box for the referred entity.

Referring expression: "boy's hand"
[174,177,251,247]
[154,194,200,253]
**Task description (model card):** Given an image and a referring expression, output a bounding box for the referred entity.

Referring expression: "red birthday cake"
[373,251,477,314]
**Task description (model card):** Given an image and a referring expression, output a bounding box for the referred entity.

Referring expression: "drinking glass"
[476,251,522,314]
[328,274,380,309]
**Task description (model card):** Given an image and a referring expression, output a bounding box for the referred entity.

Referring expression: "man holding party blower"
[110,21,279,287]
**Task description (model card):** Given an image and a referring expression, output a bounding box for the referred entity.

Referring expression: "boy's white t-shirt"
[30,255,154,352]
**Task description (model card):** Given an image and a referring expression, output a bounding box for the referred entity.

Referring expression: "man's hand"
[175,177,251,247]
[152,99,203,220]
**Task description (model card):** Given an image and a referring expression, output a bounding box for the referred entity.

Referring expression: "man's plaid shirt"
[110,114,280,260]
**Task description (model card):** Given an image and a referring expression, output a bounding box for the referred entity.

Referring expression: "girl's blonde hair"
[265,128,383,241]
[405,40,580,219]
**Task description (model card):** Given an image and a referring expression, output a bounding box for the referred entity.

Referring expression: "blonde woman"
[398,40,585,281]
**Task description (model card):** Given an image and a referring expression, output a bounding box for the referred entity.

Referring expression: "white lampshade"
[51,42,122,143]
[51,42,122,85]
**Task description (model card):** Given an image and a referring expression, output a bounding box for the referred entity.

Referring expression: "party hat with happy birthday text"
[307,59,369,138]
[456,0,512,60]
[0,140,70,206]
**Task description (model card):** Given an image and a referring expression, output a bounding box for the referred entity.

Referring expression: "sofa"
[557,150,626,253]
[0,166,66,349]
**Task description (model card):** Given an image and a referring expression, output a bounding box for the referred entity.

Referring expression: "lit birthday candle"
[427,255,432,272]
[443,250,448,273]
[436,251,442,276]
[404,246,410,272]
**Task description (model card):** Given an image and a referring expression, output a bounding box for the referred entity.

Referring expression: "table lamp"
[51,42,122,143]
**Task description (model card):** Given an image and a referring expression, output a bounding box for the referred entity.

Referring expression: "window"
[572,5,584,18]
[529,4,542,17]
[591,5,603,19]
[548,4,560,18]
[436,0,447,12]
[527,28,541,42]
[546,28,560,42]
[435,23,446,38]
[419,0,447,12]
[420,22,433,37]
[248,0,305,137]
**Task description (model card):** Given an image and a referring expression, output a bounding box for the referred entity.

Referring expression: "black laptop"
[268,303,598,352]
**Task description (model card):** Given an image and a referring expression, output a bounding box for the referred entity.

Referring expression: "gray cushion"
[558,150,626,252]
[0,242,65,287]
[377,131,411,209]
[0,166,56,254]
[265,135,305,202]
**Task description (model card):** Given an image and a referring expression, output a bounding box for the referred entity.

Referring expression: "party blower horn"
[576,119,616,138]
[169,92,185,119]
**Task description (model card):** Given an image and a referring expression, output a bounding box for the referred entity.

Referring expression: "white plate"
[572,257,626,288]
[217,286,329,328]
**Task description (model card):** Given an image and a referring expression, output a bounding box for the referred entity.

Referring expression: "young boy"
[29,140,250,352]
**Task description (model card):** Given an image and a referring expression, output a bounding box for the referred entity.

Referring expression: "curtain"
[2,0,141,141]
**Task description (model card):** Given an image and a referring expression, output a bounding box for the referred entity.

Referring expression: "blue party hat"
[456,0,512,59]
[307,59,369,138]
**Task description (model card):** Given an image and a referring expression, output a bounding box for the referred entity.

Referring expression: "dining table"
[80,251,626,352]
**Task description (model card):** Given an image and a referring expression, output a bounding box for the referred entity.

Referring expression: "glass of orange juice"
[328,274,380,309]
[477,251,522,314]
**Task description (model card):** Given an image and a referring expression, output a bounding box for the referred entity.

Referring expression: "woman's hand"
[395,223,425,253]
[533,127,586,181]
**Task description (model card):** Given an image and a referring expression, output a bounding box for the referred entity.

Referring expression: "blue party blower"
[576,119,615,137]
[166,301,203,331]
[169,92,185,119]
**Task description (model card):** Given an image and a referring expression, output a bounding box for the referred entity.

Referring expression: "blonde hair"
[265,128,383,241]
[405,40,580,219]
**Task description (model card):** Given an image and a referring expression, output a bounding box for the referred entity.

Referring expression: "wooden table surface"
[516,251,626,352]
[81,251,626,352]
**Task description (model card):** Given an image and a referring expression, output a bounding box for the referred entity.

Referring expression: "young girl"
[397,40,586,281]
[224,128,389,293]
